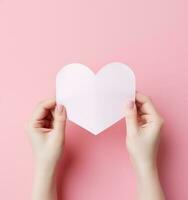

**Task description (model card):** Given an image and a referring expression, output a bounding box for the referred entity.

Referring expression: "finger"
[32,98,56,122]
[136,92,158,116]
[32,119,51,128]
[124,100,138,136]
[53,104,67,137]
[140,114,151,121]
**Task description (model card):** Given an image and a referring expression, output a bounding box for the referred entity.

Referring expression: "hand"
[26,99,67,169]
[125,92,164,171]
[125,92,165,200]
[26,99,66,200]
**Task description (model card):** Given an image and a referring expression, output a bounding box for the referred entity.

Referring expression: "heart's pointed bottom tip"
[67,116,126,135]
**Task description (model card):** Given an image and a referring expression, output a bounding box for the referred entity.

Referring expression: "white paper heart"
[56,62,135,135]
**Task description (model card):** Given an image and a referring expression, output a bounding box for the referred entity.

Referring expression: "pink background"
[0,0,188,199]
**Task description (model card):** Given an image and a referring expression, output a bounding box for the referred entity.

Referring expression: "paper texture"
[56,62,135,135]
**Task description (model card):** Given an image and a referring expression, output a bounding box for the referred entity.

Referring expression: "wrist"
[132,159,157,173]
[35,159,58,177]
[35,154,60,169]
[134,162,159,179]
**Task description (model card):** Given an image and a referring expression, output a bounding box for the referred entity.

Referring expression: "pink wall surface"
[0,0,188,199]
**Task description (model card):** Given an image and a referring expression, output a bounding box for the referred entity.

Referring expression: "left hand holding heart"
[26,99,67,169]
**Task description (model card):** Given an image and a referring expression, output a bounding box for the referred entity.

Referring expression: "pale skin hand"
[125,92,165,200]
[26,99,66,200]
[26,93,165,200]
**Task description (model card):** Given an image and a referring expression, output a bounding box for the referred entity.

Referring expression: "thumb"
[54,104,67,134]
[124,100,138,136]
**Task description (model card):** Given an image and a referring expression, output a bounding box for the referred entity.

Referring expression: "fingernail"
[125,100,134,109]
[56,104,64,113]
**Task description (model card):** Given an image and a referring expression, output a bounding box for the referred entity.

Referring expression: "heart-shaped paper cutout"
[56,62,135,135]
